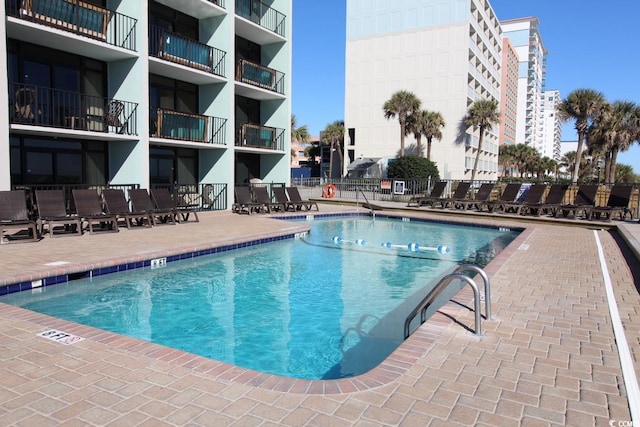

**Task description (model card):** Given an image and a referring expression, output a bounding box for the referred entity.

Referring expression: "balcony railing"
[238,123,284,150]
[6,0,137,51]
[236,59,284,94]
[151,108,227,145]
[149,25,226,77]
[235,0,285,37]
[9,83,138,135]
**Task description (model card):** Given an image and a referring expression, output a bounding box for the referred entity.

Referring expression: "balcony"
[236,59,284,95]
[153,0,225,19]
[151,108,227,145]
[6,0,137,53]
[237,123,284,150]
[149,25,226,77]
[235,0,286,45]
[9,83,138,135]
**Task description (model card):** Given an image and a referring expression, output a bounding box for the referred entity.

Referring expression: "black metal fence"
[150,183,228,211]
[12,183,228,217]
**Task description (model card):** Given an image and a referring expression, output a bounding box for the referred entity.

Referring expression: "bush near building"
[388,155,440,180]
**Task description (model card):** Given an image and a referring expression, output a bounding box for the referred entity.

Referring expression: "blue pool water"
[0,216,519,379]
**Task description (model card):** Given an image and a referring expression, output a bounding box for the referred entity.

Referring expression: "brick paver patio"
[0,205,637,426]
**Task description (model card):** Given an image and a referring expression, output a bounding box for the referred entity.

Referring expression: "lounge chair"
[438,182,472,209]
[453,183,495,211]
[0,190,39,243]
[286,186,319,211]
[129,189,177,224]
[586,184,634,221]
[273,186,297,212]
[408,181,447,207]
[35,189,82,237]
[102,189,154,228]
[71,189,119,234]
[524,184,569,217]
[487,183,522,213]
[151,188,198,223]
[233,186,267,214]
[555,184,598,219]
[253,186,285,213]
[500,183,548,215]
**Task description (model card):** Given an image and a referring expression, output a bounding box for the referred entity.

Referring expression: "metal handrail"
[356,187,374,217]
[453,264,491,320]
[404,273,482,338]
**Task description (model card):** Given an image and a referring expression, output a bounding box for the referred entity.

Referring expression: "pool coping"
[0,212,532,394]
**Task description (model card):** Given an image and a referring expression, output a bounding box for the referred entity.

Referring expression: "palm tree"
[559,151,577,180]
[540,157,558,181]
[423,110,445,161]
[557,89,606,184]
[383,90,421,157]
[291,114,310,144]
[463,99,500,182]
[615,163,637,183]
[321,120,345,179]
[588,101,640,183]
[498,144,517,177]
[406,111,427,157]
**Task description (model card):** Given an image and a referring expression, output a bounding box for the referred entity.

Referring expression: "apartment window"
[150,147,198,185]
[149,1,198,39]
[236,36,261,63]
[150,75,198,113]
[10,136,107,185]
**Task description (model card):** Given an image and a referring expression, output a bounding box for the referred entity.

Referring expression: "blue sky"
[292,0,640,172]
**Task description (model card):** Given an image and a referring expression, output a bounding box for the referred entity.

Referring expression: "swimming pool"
[0,215,519,379]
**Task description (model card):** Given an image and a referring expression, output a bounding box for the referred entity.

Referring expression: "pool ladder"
[404,265,491,339]
[356,187,375,217]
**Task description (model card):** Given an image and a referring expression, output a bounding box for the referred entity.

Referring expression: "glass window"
[149,74,198,112]
[10,137,106,186]
[57,153,82,184]
[26,152,53,184]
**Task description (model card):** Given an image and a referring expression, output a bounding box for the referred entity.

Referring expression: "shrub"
[387,155,440,180]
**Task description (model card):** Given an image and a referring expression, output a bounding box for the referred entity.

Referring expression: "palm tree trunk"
[416,135,422,157]
[426,137,432,160]
[336,140,344,176]
[328,142,334,179]
[470,131,484,182]
[609,149,619,183]
[572,132,585,183]
[399,120,406,156]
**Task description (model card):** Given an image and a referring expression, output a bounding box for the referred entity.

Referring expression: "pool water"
[0,216,519,379]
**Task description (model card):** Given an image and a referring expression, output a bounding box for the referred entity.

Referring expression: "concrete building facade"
[1,0,292,209]
[541,90,562,161]
[498,37,518,147]
[501,17,546,149]
[344,0,502,181]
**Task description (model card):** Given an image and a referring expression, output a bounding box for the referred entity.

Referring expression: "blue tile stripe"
[0,213,522,297]
[0,233,299,296]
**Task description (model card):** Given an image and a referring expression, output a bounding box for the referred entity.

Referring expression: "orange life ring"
[323,183,337,198]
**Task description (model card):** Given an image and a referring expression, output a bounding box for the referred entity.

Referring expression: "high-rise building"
[345,0,502,181]
[541,90,562,161]
[1,0,292,208]
[501,17,547,149]
[499,38,518,147]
